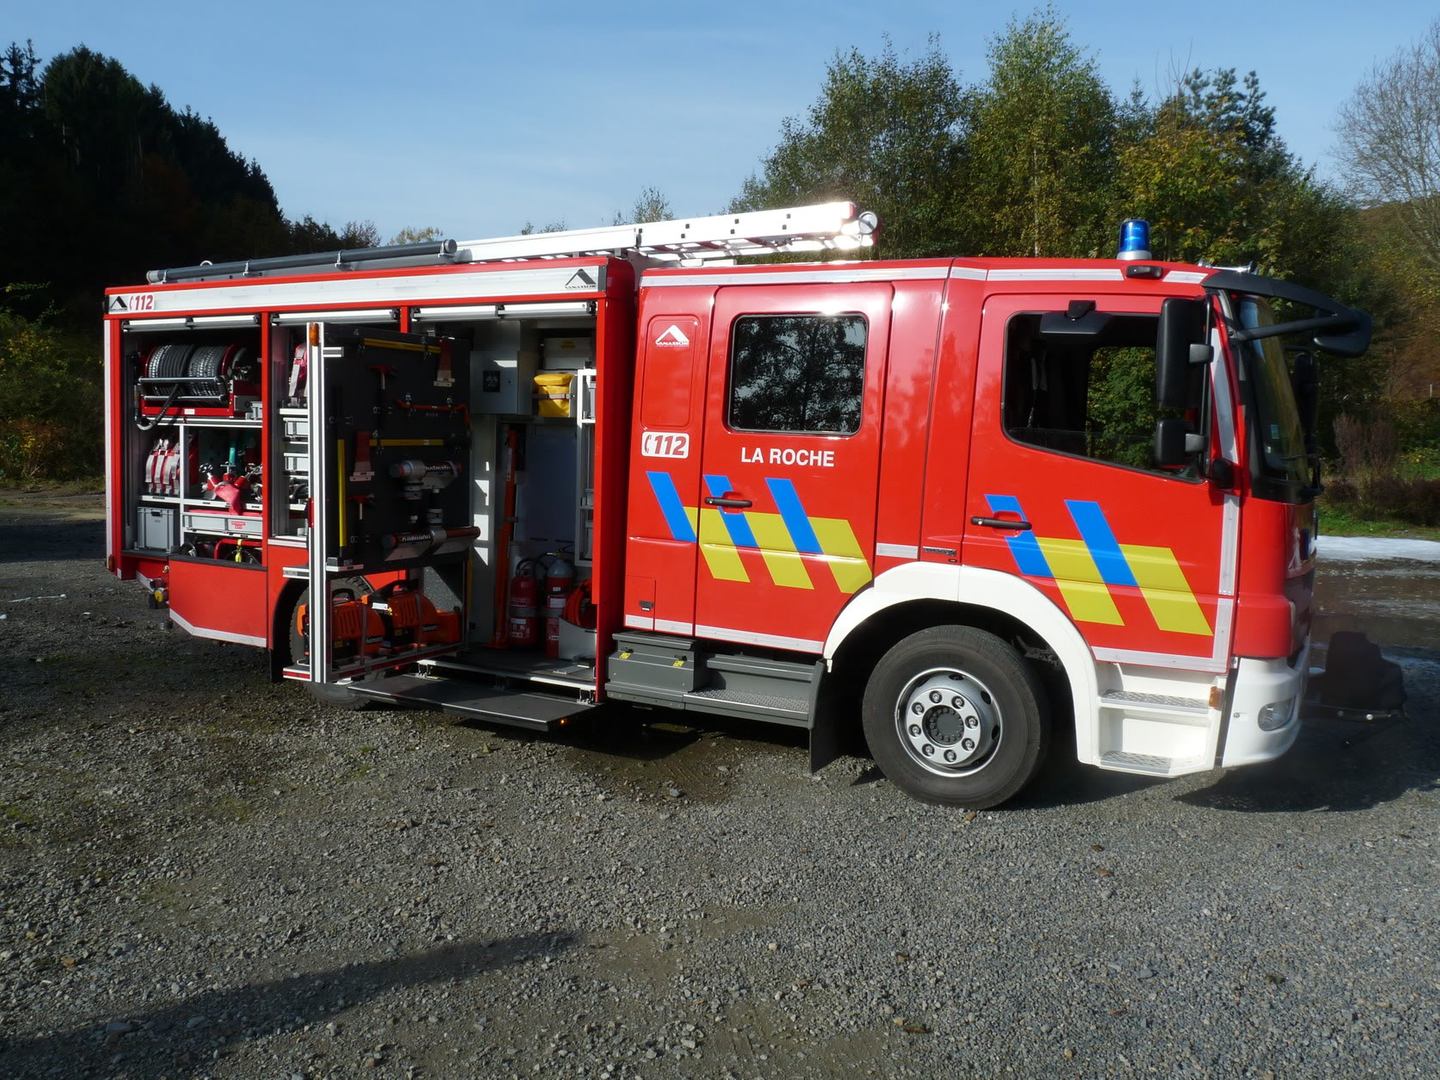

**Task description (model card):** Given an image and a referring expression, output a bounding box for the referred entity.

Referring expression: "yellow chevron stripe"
[1036,537,1124,626]
[697,508,749,582]
[746,512,814,590]
[1118,543,1212,636]
[684,505,873,594]
[809,516,873,594]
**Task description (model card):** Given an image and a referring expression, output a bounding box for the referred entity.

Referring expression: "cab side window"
[727,314,866,435]
[1003,310,1194,477]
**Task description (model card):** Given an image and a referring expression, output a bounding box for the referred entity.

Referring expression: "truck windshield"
[1232,297,1309,495]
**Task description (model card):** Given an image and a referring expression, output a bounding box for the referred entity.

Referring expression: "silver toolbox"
[136,506,175,551]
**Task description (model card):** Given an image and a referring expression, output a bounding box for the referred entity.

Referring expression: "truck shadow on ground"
[1180,708,1438,813]
[0,517,106,565]
[0,931,575,1080]
[526,708,1172,809]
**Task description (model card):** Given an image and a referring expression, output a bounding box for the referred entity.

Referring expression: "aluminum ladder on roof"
[452,201,879,264]
[145,202,879,284]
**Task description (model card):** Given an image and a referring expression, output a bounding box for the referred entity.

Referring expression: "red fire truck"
[103,203,1385,808]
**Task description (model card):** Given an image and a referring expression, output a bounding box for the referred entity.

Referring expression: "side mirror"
[1156,297,1211,409]
[1312,308,1373,358]
[1154,417,1205,466]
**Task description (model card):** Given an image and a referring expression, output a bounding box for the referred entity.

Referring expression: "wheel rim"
[893,667,1002,777]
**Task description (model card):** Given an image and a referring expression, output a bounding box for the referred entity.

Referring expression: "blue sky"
[6,1,1436,248]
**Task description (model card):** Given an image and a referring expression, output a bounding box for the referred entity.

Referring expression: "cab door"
[961,292,1233,671]
[691,284,892,652]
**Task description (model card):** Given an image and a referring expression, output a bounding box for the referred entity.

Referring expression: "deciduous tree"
[1335,18,1440,275]
[731,36,965,258]
[963,9,1116,257]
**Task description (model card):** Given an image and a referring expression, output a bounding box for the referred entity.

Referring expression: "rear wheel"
[285,577,373,711]
[862,625,1049,808]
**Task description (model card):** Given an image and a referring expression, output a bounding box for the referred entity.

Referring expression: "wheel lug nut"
[965,715,979,729]
[908,724,921,737]
[922,744,935,756]
[962,738,975,751]
[911,702,924,715]
[929,691,942,704]
[944,750,957,763]
[951,696,963,709]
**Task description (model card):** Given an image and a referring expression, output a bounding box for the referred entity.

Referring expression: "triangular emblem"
[655,324,690,347]
[111,296,128,311]
[564,269,597,290]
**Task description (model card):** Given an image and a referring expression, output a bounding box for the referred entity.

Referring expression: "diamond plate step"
[1100,690,1210,719]
[1099,750,1177,775]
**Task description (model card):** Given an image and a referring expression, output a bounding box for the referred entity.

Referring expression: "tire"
[862,625,1049,809]
[285,577,373,711]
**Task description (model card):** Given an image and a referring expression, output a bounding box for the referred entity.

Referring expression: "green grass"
[1318,500,1440,541]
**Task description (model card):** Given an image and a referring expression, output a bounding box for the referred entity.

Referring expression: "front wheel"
[862,626,1049,809]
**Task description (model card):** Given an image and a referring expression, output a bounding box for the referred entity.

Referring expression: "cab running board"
[347,673,594,731]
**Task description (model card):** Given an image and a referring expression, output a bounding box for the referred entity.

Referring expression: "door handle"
[705,496,753,509]
[970,515,1032,531]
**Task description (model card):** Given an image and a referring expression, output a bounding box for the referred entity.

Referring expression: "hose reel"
[138,342,258,404]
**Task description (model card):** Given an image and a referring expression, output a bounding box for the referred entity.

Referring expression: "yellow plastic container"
[533,373,575,417]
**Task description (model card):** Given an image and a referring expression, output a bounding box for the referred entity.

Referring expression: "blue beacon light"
[1118,219,1151,260]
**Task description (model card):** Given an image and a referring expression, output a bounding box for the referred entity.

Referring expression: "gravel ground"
[1,492,1436,1080]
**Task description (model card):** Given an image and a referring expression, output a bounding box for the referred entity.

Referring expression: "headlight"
[1258,697,1296,731]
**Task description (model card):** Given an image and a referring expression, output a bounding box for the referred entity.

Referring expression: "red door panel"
[624,308,708,633]
[692,284,892,652]
[963,293,1231,669]
[169,558,269,645]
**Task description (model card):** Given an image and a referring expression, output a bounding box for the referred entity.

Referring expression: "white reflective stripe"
[170,609,266,647]
[1165,271,1208,284]
[987,268,1124,282]
[643,265,948,288]
[948,265,988,280]
[103,320,115,562]
[695,623,823,653]
[1219,494,1240,595]
[653,618,693,635]
[1091,645,1226,674]
[1208,318,1240,602]
[875,542,919,559]
[1210,324,1239,461]
[623,614,655,631]
[1211,597,1235,668]
[113,264,606,317]
[268,536,307,548]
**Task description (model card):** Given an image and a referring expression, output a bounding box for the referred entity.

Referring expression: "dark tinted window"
[1003,310,1198,477]
[728,314,866,434]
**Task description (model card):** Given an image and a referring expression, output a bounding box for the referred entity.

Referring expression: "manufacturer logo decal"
[564,269,597,291]
[654,324,691,347]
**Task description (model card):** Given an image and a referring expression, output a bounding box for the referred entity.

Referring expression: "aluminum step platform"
[348,674,593,731]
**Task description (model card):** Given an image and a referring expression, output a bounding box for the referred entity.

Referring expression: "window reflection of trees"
[728,315,867,434]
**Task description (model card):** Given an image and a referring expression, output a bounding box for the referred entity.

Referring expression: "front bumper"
[1220,651,1307,767]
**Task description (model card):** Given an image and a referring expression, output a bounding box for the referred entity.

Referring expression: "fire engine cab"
[103,203,1381,808]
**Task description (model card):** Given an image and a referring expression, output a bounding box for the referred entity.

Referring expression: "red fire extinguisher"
[543,552,573,658]
[508,559,539,649]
